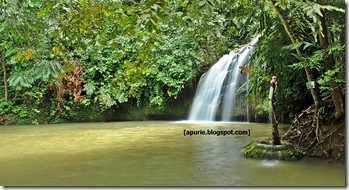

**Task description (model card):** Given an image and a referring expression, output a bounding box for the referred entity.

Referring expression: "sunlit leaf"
[199,0,206,7]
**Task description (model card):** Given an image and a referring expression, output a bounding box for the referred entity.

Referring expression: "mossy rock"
[242,138,303,161]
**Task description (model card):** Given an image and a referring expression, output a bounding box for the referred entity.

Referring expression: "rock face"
[241,138,303,161]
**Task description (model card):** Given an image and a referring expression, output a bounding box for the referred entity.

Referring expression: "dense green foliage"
[0,0,345,124]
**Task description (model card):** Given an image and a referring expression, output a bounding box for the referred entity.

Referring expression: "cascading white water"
[188,54,233,121]
[188,35,261,122]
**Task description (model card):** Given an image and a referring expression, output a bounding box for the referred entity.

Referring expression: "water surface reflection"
[0,121,345,186]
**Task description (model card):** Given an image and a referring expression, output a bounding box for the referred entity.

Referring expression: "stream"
[0,121,345,186]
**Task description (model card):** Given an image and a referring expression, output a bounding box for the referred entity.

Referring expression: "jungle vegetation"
[0,0,345,125]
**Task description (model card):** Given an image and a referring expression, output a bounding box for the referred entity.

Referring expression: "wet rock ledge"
[241,137,303,161]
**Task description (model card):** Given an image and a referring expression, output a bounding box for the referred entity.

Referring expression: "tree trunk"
[269,80,281,145]
[317,0,344,119]
[270,100,281,145]
[1,51,8,101]
[269,0,322,111]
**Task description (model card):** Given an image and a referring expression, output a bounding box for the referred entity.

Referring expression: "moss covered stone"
[242,138,303,161]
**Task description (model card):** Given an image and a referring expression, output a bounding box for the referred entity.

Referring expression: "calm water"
[0,121,345,186]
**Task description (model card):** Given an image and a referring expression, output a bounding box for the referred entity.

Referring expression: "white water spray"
[188,35,261,122]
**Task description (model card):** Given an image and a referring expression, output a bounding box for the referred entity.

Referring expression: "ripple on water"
[260,159,279,167]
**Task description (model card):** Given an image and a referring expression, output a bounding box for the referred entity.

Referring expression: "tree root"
[282,102,345,161]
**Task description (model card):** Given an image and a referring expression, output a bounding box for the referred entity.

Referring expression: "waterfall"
[188,35,261,122]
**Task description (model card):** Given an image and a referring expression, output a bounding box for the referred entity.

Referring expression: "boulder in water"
[241,138,303,161]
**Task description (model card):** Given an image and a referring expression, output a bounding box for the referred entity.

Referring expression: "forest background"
[0,0,345,125]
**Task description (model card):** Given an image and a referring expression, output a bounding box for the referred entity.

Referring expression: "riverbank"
[242,102,345,163]
[282,102,345,162]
